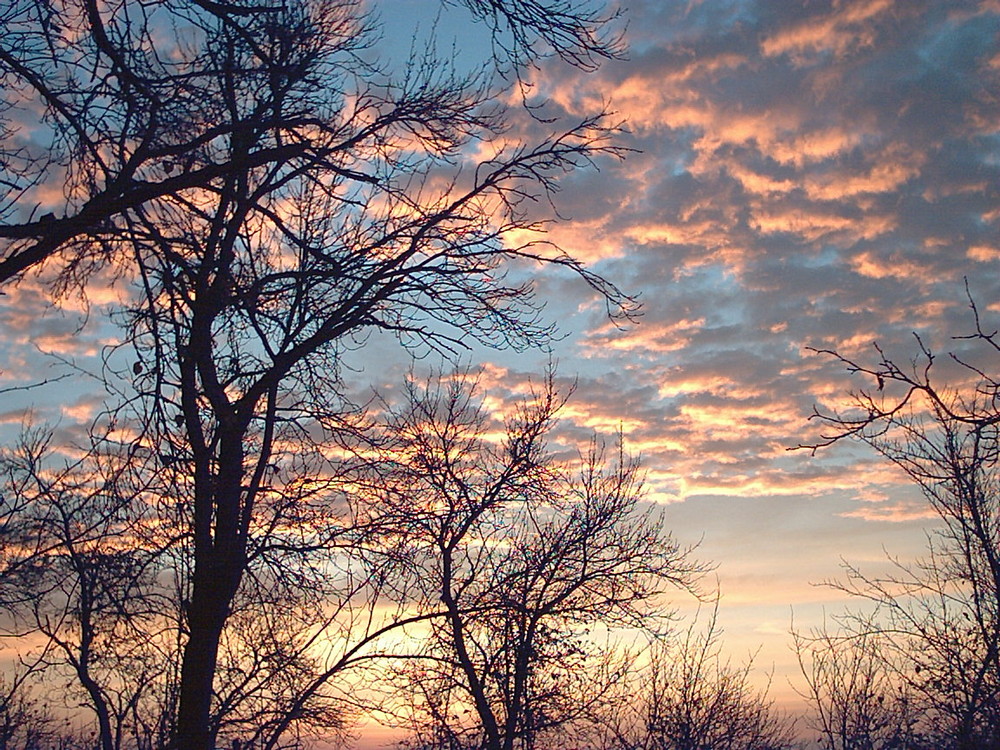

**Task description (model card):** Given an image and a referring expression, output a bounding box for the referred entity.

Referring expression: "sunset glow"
[1,0,999,747]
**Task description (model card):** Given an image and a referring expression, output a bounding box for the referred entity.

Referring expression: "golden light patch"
[626,221,721,248]
[538,220,629,263]
[656,373,729,399]
[677,402,799,439]
[558,403,646,433]
[728,165,796,196]
[752,208,895,243]
[583,319,698,355]
[967,244,1000,262]
[770,128,862,168]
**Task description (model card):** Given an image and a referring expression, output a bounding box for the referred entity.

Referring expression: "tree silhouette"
[0,0,624,286]
[802,292,1000,749]
[794,623,921,750]
[365,371,703,750]
[0,2,634,748]
[640,606,795,750]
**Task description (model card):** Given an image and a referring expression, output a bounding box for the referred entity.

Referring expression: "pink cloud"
[760,0,897,63]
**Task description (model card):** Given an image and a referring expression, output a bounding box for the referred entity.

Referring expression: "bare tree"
[360,371,703,750]
[0,0,624,285]
[802,291,1000,749]
[0,674,59,750]
[1,2,635,748]
[632,605,795,750]
[793,622,922,750]
[0,425,182,750]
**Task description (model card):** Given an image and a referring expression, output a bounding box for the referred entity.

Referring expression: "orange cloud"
[803,156,924,200]
[751,207,896,243]
[840,502,938,523]
[760,0,895,63]
[968,244,1000,262]
[850,250,945,283]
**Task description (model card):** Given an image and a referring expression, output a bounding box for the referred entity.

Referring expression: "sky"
[369,0,1000,719]
[1,0,999,740]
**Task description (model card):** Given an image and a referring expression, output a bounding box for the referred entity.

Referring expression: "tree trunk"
[172,426,248,750]
[173,553,236,750]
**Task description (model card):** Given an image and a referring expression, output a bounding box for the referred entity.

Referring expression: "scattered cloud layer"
[486,0,1000,523]
[2,0,998,714]
[433,1,1000,685]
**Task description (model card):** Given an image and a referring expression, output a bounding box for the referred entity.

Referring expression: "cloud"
[475,0,1000,525]
[359,1,1000,721]
[759,0,898,64]
[7,3,996,725]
